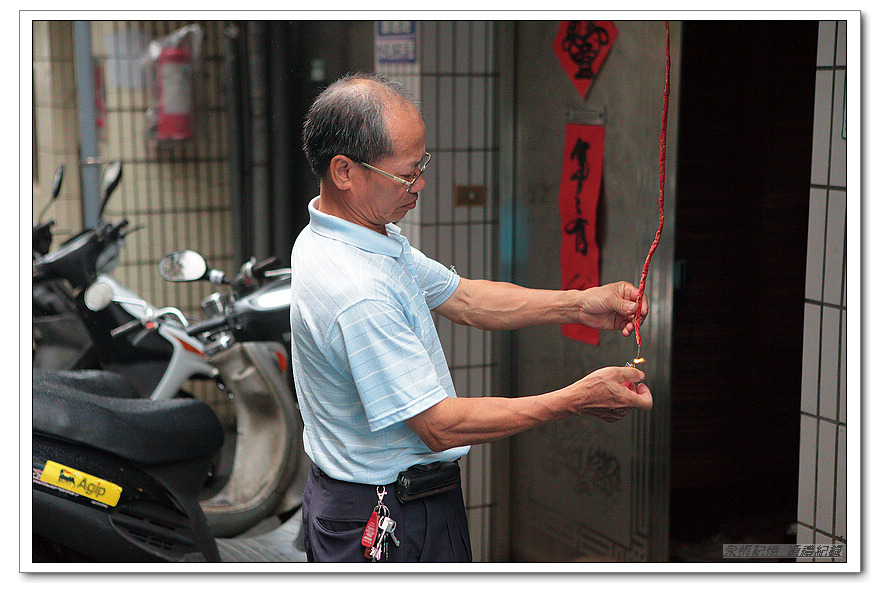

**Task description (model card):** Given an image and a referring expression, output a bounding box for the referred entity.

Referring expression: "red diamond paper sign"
[554,21,618,99]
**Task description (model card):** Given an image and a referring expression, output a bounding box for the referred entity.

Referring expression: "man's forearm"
[405,366,650,452]
[435,278,582,331]
[404,388,575,451]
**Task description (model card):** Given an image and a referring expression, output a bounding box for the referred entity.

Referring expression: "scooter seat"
[33,368,142,399]
[32,370,224,466]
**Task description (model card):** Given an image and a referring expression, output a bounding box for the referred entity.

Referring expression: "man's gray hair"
[302,73,417,180]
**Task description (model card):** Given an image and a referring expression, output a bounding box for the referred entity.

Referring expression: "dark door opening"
[669,20,818,561]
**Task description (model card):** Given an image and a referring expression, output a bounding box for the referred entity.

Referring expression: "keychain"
[362,486,392,561]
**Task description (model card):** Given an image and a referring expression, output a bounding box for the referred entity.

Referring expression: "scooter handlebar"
[250,256,280,279]
[110,318,144,339]
[186,316,228,337]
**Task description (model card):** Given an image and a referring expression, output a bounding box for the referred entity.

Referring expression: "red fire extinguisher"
[156,46,193,141]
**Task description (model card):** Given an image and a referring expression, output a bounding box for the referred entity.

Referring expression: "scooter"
[32,367,307,562]
[32,161,214,401]
[83,261,306,539]
[32,161,124,371]
[33,162,304,538]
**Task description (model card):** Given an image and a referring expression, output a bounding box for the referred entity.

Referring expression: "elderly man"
[291,73,652,562]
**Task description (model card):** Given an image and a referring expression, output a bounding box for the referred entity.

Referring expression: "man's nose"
[408,174,427,195]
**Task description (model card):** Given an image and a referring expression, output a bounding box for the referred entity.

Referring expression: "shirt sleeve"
[332,299,449,432]
[408,246,460,309]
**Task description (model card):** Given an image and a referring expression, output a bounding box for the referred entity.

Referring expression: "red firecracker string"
[634,21,670,351]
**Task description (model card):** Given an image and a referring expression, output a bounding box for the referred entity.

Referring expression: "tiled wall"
[798,20,847,562]
[33,21,235,320]
[32,22,85,249]
[378,21,499,562]
[32,20,237,419]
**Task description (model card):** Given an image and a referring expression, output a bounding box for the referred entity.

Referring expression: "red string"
[634,21,670,350]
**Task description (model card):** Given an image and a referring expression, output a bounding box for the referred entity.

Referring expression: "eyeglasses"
[355,152,431,190]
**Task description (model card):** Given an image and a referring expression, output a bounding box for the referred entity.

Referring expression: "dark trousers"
[302,463,472,562]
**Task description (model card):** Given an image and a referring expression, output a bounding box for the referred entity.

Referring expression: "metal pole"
[73,21,101,227]
[248,21,271,261]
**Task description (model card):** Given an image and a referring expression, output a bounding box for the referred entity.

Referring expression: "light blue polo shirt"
[289,197,470,485]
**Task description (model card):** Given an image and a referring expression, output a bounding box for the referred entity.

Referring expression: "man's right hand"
[566,366,653,423]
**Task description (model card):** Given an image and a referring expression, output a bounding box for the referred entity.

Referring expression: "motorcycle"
[32,160,124,371]
[33,159,304,538]
[81,250,305,538]
[31,367,307,562]
[153,249,305,537]
[32,160,215,402]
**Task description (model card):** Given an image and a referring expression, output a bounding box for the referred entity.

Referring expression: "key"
[371,532,386,561]
[370,516,398,562]
[378,516,400,547]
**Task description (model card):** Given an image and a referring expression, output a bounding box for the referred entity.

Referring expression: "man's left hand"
[575,281,648,336]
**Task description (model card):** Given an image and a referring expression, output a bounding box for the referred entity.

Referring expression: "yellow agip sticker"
[41,460,122,507]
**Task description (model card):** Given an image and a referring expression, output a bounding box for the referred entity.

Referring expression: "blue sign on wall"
[375,21,418,64]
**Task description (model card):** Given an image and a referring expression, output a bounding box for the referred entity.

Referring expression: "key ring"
[376,485,386,504]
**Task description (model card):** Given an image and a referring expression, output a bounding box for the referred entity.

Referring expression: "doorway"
[669,21,818,561]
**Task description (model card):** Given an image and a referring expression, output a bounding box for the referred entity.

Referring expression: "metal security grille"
[90,20,234,321]
[87,20,235,422]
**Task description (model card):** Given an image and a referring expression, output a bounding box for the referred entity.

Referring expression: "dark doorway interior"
[669,21,818,561]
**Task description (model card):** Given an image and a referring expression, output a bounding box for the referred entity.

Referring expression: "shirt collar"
[307,196,404,258]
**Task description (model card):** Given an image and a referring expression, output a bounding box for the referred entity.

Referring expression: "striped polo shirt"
[289,197,470,485]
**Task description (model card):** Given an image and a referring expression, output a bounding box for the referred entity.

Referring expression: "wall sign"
[375,21,418,64]
[559,123,604,345]
[553,21,618,99]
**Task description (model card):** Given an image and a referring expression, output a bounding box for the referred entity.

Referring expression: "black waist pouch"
[395,461,461,504]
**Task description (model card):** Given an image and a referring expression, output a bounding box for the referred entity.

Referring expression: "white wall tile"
[470,77,487,148]
[422,75,438,150]
[816,21,836,67]
[420,21,437,71]
[830,70,847,187]
[436,148,454,225]
[455,75,471,149]
[801,303,820,414]
[840,310,846,423]
[804,188,826,301]
[819,307,841,421]
[815,419,836,535]
[814,531,833,562]
[810,71,832,186]
[836,425,846,539]
[823,190,846,305]
[796,523,815,562]
[438,76,454,150]
[454,21,471,73]
[468,365,486,399]
[471,22,489,74]
[797,415,817,524]
[437,21,454,72]
[469,223,487,279]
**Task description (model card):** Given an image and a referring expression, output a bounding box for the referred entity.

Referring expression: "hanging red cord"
[633,21,670,357]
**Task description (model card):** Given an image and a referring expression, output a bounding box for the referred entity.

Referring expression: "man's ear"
[327,155,355,190]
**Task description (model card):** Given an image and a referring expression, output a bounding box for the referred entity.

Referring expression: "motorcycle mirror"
[84,281,114,312]
[102,160,122,198]
[98,160,123,218]
[158,250,209,282]
[51,164,64,199]
[37,164,65,224]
